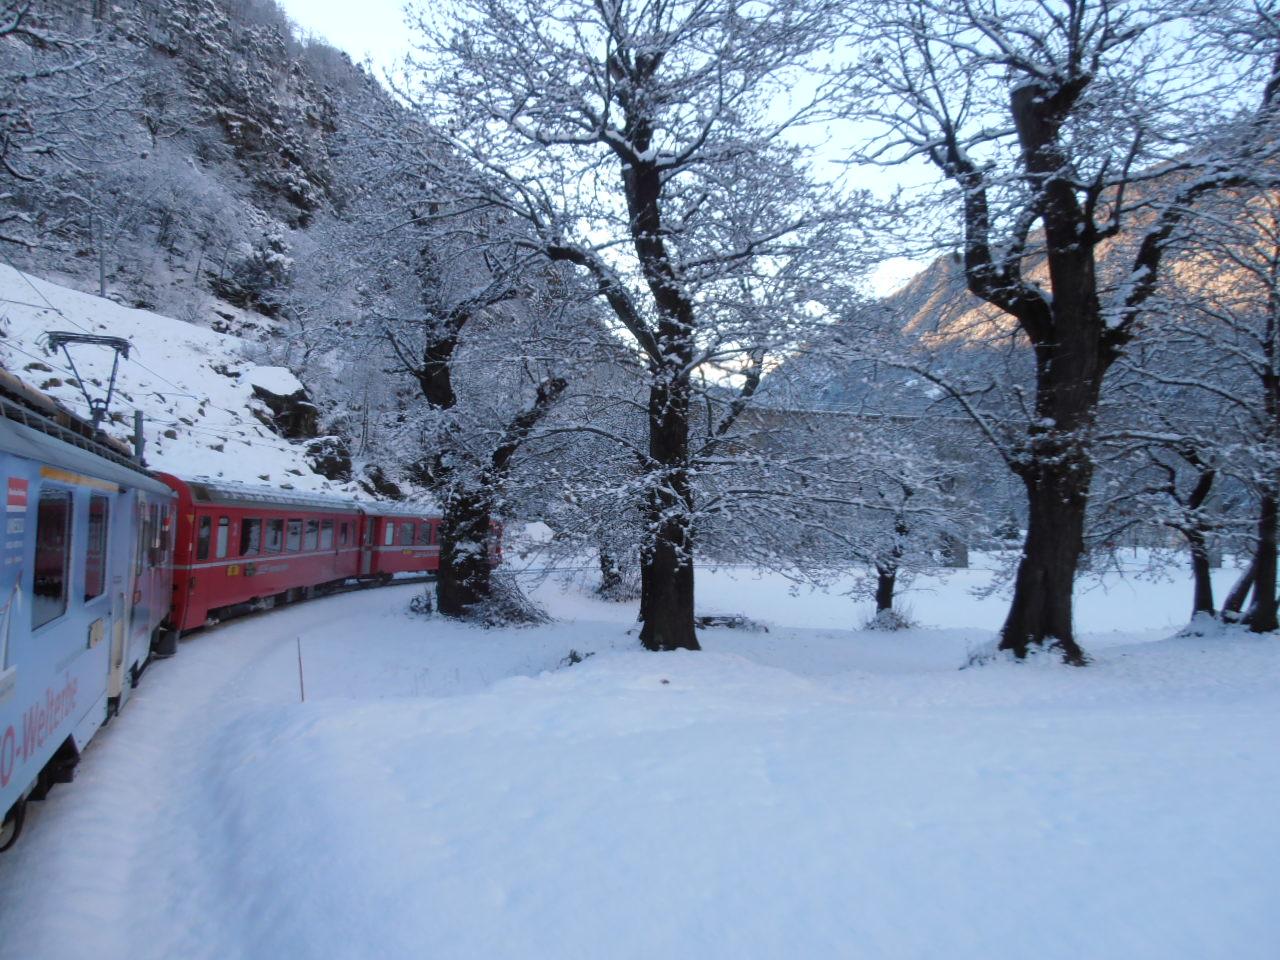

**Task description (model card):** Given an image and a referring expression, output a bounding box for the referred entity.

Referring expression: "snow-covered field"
[0,561,1276,960]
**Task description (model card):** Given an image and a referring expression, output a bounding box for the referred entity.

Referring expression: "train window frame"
[84,493,110,602]
[364,521,373,546]
[265,518,284,553]
[135,504,147,575]
[215,516,230,560]
[304,519,319,551]
[339,522,349,547]
[319,519,334,550]
[383,521,394,546]
[415,523,431,546]
[160,506,173,563]
[400,521,414,547]
[286,519,302,551]
[148,502,162,567]
[32,486,73,631]
[240,518,262,557]
[196,515,212,561]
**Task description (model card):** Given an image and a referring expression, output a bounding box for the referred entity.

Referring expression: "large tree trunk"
[598,546,622,596]
[978,84,1110,666]
[638,375,699,652]
[1180,460,1217,618]
[1250,489,1279,633]
[437,485,494,617]
[432,376,566,619]
[994,278,1102,666]
[1187,528,1217,619]
[874,511,908,614]
[874,563,897,613]
[1000,463,1090,665]
[1254,311,1279,631]
[1222,556,1257,621]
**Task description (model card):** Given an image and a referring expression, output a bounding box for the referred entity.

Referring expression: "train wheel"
[0,800,26,852]
[152,627,178,659]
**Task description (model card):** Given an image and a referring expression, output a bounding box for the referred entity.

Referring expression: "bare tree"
[414,0,860,650]
[276,103,583,618]
[845,0,1280,662]
[1125,190,1280,631]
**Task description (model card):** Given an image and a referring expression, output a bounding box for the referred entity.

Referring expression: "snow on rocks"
[245,364,304,398]
[0,263,354,492]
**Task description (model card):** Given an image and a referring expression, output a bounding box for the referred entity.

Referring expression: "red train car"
[360,504,442,580]
[159,475,364,633]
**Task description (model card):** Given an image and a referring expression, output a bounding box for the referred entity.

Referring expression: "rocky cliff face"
[3,1,390,316]
[0,0,428,492]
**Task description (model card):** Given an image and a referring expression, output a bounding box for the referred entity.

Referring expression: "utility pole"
[133,409,146,465]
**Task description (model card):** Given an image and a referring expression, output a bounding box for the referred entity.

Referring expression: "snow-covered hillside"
[0,263,357,493]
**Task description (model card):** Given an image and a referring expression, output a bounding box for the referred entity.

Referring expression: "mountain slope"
[0,262,358,492]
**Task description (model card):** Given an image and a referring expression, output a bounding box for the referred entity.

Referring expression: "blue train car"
[0,394,175,849]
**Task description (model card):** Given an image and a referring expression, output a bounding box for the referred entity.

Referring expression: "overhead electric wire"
[0,248,95,338]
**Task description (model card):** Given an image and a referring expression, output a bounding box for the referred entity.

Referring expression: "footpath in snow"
[0,562,1276,960]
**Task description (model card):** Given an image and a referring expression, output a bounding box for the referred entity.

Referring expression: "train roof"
[173,476,439,517]
[0,396,173,497]
[178,478,364,513]
[368,501,440,518]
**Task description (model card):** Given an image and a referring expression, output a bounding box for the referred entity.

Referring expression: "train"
[0,374,467,851]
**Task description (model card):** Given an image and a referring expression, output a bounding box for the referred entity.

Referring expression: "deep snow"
[0,562,1276,960]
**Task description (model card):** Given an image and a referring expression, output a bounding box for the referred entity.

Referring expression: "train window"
[215,516,230,559]
[266,519,284,552]
[400,521,414,546]
[32,488,72,629]
[415,523,431,546]
[339,522,349,547]
[364,521,373,546]
[84,494,109,601]
[148,503,161,567]
[319,520,334,550]
[135,504,147,575]
[240,518,262,557]
[196,516,211,560]
[287,520,302,551]
[160,507,173,563]
[383,521,395,546]
[304,519,319,550]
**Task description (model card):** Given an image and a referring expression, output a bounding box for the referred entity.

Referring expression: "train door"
[125,494,160,674]
[359,515,373,576]
[108,487,146,708]
[32,476,111,749]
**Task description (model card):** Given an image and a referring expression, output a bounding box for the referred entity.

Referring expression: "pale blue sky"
[277,0,412,72]
[273,0,925,293]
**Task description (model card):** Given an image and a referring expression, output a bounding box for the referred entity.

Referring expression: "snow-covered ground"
[0,561,1276,960]
[0,263,351,492]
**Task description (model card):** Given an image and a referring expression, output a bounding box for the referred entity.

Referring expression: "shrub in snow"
[597,554,641,603]
[408,591,434,617]
[462,571,551,627]
[964,636,1089,669]
[694,614,769,633]
[860,606,918,632]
